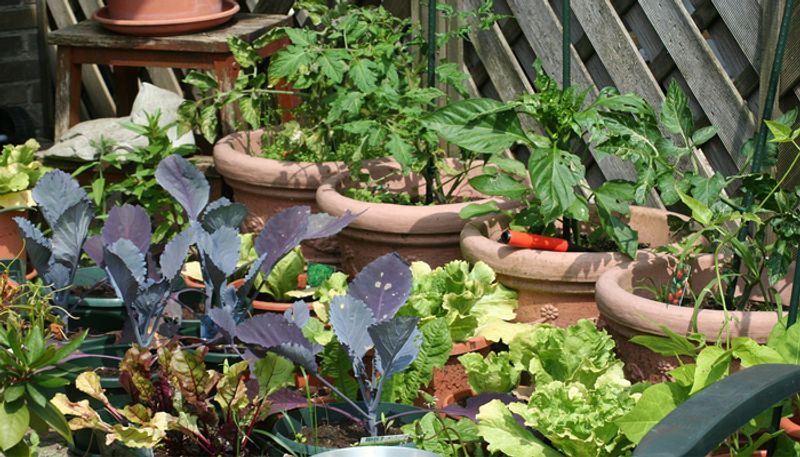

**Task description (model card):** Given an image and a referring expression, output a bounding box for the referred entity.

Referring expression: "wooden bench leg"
[113,66,139,117]
[214,56,239,135]
[54,46,81,141]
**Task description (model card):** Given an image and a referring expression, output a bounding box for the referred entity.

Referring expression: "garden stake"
[744,1,799,452]
[425,0,437,205]
[726,0,795,310]
[561,0,575,244]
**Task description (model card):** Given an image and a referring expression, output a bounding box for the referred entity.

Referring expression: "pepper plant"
[653,111,800,313]
[425,67,718,257]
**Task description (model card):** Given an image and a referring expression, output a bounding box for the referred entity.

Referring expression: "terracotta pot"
[213,130,346,264]
[440,388,477,419]
[595,255,792,383]
[429,336,492,408]
[781,414,800,441]
[460,207,675,327]
[252,298,314,314]
[316,159,510,275]
[107,0,223,21]
[0,210,25,261]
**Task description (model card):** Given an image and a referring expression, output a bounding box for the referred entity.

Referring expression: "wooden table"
[48,13,293,140]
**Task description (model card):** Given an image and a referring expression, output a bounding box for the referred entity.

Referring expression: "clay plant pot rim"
[781,416,800,441]
[316,170,511,235]
[449,336,490,357]
[181,275,245,290]
[595,257,783,343]
[213,129,346,189]
[460,207,675,284]
[93,0,238,26]
[252,298,314,312]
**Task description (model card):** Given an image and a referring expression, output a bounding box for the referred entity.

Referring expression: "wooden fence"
[459,0,800,195]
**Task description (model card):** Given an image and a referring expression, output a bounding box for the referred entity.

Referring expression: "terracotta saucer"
[93,0,240,36]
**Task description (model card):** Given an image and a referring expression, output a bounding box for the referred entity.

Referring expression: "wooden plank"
[47,0,116,119]
[252,0,294,14]
[638,0,755,167]
[709,0,760,66]
[463,0,532,100]
[48,15,293,53]
[571,0,664,109]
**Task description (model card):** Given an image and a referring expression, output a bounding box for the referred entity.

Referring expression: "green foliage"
[182,2,497,204]
[458,351,520,394]
[0,286,84,454]
[0,139,47,210]
[622,321,800,453]
[402,260,518,341]
[55,343,294,455]
[468,320,635,457]
[642,107,800,313]
[81,112,196,244]
[400,411,480,457]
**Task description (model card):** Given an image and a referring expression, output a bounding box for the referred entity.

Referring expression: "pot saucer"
[93,0,240,36]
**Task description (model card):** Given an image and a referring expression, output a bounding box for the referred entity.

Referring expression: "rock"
[42,83,194,163]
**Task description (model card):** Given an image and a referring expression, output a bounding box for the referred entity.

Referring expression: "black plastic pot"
[65,342,131,410]
[272,402,425,455]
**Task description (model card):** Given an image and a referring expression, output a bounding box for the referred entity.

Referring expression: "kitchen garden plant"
[0,279,86,456]
[54,343,295,456]
[595,112,800,380]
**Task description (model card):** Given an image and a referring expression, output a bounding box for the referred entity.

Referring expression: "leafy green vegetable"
[0,139,46,210]
[476,399,564,457]
[471,320,635,457]
[458,351,520,394]
[403,260,517,341]
[401,411,481,457]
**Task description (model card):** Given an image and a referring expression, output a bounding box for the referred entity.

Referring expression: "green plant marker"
[307,263,335,288]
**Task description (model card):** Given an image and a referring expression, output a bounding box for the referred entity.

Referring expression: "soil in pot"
[316,159,510,275]
[461,207,675,327]
[595,255,793,383]
[214,129,346,265]
[298,422,406,449]
[273,402,424,455]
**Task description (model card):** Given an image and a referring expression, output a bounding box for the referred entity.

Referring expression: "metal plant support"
[561,0,574,242]
[424,0,437,204]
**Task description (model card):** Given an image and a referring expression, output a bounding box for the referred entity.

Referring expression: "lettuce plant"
[153,154,354,337]
[15,170,94,318]
[236,253,422,436]
[466,320,637,457]
[83,204,189,347]
[0,139,47,210]
[404,260,517,342]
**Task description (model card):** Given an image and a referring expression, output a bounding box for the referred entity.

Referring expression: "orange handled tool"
[500,230,592,252]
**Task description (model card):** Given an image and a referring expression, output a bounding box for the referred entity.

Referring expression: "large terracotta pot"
[107,0,223,21]
[460,206,674,327]
[315,160,509,275]
[213,130,347,264]
[0,210,25,261]
[595,255,792,382]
